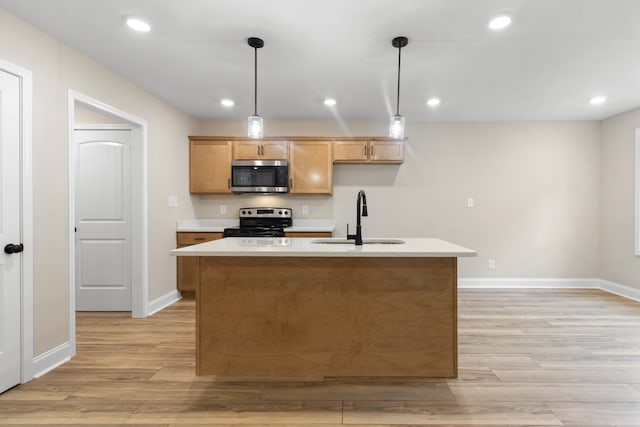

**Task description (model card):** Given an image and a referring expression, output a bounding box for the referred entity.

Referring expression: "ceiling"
[2,0,640,122]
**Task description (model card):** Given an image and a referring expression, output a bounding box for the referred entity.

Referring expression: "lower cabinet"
[176,232,223,292]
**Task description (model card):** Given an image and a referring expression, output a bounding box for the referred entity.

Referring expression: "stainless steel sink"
[311,238,405,245]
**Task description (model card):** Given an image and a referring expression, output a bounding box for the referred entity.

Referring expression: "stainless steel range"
[223,207,292,237]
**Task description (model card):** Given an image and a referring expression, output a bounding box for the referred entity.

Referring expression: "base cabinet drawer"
[176,232,223,292]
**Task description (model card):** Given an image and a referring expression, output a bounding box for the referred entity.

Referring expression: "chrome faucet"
[346,189,368,245]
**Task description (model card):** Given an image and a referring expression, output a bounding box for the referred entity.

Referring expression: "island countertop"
[170,237,476,258]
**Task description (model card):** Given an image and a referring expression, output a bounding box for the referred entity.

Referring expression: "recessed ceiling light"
[589,96,607,105]
[489,15,512,30]
[124,16,151,32]
[323,98,337,106]
[426,98,441,107]
[220,99,235,107]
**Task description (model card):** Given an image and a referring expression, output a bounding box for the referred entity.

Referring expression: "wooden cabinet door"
[289,141,333,194]
[176,232,223,292]
[333,140,368,162]
[370,140,404,163]
[233,141,261,159]
[234,140,288,160]
[261,141,289,159]
[189,140,232,193]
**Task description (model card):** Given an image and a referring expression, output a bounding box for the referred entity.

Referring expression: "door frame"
[0,58,34,383]
[67,91,148,341]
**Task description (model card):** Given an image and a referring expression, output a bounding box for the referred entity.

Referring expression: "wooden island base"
[196,256,457,377]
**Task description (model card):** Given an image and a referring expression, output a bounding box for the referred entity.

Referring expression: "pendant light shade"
[247,115,263,138]
[247,37,264,138]
[389,36,408,139]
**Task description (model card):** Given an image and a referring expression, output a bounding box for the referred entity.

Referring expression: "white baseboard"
[458,277,600,289]
[599,279,640,302]
[30,341,72,380]
[147,289,181,316]
[458,277,640,302]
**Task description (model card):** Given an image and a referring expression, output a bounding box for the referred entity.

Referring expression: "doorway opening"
[67,92,148,353]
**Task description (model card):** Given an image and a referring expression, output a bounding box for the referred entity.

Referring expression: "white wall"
[0,8,198,355]
[600,107,640,290]
[199,119,601,279]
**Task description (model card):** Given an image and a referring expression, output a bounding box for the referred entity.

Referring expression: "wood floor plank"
[493,367,640,383]
[126,400,343,424]
[546,401,640,425]
[342,401,563,425]
[67,381,264,401]
[448,383,640,402]
[262,381,455,401]
[0,400,143,424]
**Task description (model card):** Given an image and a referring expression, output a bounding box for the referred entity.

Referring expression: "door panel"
[75,129,131,311]
[0,69,21,393]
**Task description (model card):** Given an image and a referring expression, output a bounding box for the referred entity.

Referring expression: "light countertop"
[170,237,476,258]
[176,218,335,233]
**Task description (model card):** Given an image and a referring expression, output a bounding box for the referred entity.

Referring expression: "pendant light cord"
[396,44,402,116]
[253,46,258,116]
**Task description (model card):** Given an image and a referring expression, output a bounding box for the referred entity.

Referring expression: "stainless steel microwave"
[231,160,289,193]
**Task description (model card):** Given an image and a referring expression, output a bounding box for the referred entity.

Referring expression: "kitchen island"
[171,237,476,378]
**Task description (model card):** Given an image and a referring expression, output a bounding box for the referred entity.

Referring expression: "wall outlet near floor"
[302,205,309,215]
[168,195,178,208]
[219,204,227,215]
[488,259,496,269]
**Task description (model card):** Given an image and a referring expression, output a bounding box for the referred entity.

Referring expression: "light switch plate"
[168,196,178,208]
[467,197,474,208]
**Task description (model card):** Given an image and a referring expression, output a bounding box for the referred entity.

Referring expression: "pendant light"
[247,37,264,138]
[390,36,408,139]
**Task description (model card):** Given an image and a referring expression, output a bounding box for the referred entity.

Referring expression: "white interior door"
[0,69,22,393]
[74,128,132,311]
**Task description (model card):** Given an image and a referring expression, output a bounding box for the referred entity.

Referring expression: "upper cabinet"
[233,140,288,160]
[289,141,333,194]
[189,138,232,193]
[333,139,404,164]
[188,136,404,194]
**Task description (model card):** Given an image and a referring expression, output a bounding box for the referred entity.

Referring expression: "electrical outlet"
[219,205,227,215]
[467,197,474,208]
[302,205,309,215]
[488,259,496,269]
[168,196,178,208]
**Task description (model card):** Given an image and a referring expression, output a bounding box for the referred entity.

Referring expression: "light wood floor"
[1,289,639,426]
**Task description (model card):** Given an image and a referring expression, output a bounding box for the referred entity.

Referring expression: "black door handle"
[4,243,24,254]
